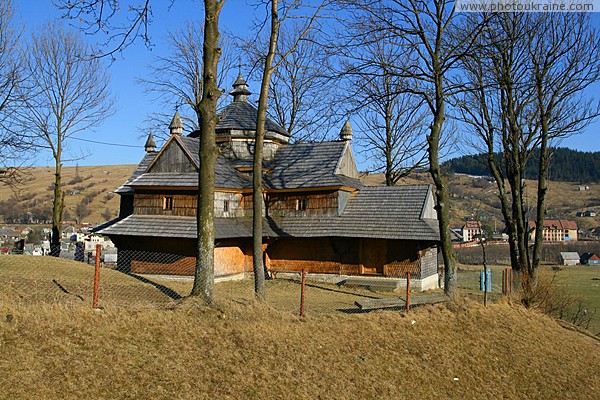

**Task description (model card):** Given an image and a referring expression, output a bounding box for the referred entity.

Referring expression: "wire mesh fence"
[1,246,598,332]
[0,246,451,314]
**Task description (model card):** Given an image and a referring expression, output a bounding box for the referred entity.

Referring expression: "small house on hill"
[580,253,600,266]
[96,75,441,290]
[560,252,580,266]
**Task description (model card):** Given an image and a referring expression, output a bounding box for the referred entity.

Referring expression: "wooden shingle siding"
[134,193,197,217]
[132,257,196,275]
[419,247,438,278]
[214,192,246,217]
[267,191,338,217]
[384,259,421,277]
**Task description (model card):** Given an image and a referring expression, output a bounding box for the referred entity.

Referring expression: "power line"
[70,136,141,148]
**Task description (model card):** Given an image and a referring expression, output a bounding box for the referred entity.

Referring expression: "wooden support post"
[507,268,512,297]
[406,271,411,312]
[300,269,306,317]
[93,244,101,309]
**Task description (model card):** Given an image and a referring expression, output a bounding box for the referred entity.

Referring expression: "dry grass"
[1,257,600,399]
[0,256,410,312]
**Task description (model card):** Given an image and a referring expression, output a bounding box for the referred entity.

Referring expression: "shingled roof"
[265,141,363,190]
[119,136,361,192]
[99,185,439,242]
[216,101,288,137]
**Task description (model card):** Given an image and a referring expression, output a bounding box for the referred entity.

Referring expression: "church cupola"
[340,120,353,141]
[169,111,183,135]
[144,132,156,153]
[229,73,251,102]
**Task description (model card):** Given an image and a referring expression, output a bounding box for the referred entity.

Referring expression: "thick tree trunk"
[486,151,519,272]
[428,79,456,295]
[528,96,551,306]
[50,153,63,257]
[253,0,279,302]
[190,0,224,304]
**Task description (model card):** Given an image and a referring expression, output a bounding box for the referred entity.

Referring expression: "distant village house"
[462,220,482,243]
[560,252,580,266]
[580,253,600,266]
[529,220,578,242]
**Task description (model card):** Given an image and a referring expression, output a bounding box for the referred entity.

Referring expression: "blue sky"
[15,1,600,168]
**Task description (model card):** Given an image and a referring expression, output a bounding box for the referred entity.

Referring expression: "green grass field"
[457,264,600,334]
[550,266,600,332]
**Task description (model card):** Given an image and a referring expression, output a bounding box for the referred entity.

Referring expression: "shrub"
[527,270,595,330]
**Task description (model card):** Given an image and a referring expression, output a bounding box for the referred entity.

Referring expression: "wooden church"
[97,75,441,290]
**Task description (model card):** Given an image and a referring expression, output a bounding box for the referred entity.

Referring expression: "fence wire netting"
[0,247,458,315]
[1,246,596,330]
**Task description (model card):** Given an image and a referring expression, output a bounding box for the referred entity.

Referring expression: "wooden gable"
[420,186,437,219]
[335,142,359,179]
[148,136,196,173]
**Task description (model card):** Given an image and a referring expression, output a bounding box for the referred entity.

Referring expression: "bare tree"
[346,0,487,295]
[459,13,537,281]
[0,0,30,187]
[189,0,225,303]
[15,24,113,257]
[459,13,600,304]
[252,0,281,301]
[139,20,236,140]
[341,28,427,186]
[56,0,153,59]
[251,0,328,301]
[528,13,600,302]
[241,22,340,142]
[56,0,226,304]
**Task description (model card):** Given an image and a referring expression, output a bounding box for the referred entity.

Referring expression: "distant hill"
[0,165,135,225]
[443,147,600,183]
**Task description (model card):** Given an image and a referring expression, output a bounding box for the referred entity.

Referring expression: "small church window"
[295,198,307,211]
[223,200,229,213]
[163,196,174,211]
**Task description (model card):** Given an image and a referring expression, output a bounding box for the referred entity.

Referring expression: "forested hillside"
[443,147,600,182]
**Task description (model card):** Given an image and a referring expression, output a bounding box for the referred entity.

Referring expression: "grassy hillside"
[0,165,135,225]
[0,256,599,399]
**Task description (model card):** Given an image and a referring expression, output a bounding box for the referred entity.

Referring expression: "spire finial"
[340,120,353,141]
[144,132,157,153]
[169,111,183,135]
[230,71,251,102]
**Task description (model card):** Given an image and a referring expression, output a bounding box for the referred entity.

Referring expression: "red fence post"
[300,269,306,317]
[406,271,411,312]
[93,244,101,309]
